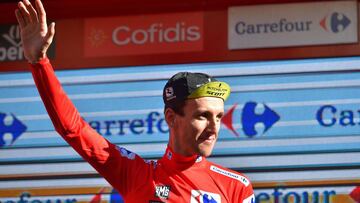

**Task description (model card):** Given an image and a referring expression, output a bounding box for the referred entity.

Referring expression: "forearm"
[30,58,111,162]
[31,58,80,135]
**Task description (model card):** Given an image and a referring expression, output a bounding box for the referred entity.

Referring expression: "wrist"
[28,56,49,65]
[27,53,47,64]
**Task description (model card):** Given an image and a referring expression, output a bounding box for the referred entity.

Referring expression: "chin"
[198,146,214,157]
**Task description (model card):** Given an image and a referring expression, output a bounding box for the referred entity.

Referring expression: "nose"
[207,116,219,133]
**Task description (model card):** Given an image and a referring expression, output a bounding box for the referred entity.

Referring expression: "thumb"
[46,22,55,44]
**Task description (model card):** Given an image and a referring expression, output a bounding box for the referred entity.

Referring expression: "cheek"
[190,120,207,134]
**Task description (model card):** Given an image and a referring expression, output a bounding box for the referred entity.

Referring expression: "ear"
[165,108,176,128]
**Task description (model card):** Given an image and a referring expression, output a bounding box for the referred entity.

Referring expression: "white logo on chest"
[190,190,221,203]
[210,165,249,186]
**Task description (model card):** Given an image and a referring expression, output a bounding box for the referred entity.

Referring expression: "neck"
[161,146,204,171]
[168,134,194,157]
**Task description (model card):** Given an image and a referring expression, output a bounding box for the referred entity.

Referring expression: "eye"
[196,112,209,120]
[216,113,224,121]
[199,112,208,119]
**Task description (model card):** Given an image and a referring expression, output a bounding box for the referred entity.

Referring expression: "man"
[15,0,255,202]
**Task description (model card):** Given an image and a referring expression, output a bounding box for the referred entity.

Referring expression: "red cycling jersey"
[30,58,255,203]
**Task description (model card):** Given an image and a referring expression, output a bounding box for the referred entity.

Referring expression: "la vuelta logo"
[222,102,280,137]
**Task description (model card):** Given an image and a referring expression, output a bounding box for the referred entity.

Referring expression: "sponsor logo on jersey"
[155,185,171,199]
[190,190,221,203]
[116,146,136,160]
[210,165,249,187]
[221,102,279,138]
[166,150,172,160]
[0,112,27,147]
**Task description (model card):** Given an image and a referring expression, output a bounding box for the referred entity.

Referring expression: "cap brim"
[187,81,230,101]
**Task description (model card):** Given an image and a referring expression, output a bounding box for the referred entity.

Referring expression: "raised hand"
[15,0,55,64]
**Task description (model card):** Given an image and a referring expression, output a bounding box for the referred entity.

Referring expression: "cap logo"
[165,87,176,101]
[188,81,230,101]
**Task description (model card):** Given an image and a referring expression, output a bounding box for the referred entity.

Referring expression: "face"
[168,97,224,157]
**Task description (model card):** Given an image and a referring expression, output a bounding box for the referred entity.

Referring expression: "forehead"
[184,97,224,112]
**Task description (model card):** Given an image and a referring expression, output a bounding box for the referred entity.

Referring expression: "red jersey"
[30,58,255,203]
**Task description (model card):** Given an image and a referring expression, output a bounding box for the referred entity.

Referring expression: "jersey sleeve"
[30,58,151,196]
[240,185,255,203]
[236,175,255,203]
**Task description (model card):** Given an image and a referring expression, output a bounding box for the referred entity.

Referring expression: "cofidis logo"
[84,12,203,57]
[222,102,279,138]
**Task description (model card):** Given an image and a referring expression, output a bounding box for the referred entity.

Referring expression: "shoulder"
[206,161,255,202]
[206,161,252,188]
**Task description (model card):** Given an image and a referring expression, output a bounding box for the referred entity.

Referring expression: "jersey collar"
[160,146,205,171]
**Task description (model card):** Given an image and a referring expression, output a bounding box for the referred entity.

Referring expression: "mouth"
[199,134,216,144]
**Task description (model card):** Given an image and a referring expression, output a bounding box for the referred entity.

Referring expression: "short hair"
[164,100,186,116]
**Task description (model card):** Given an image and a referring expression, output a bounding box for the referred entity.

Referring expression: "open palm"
[15,0,55,64]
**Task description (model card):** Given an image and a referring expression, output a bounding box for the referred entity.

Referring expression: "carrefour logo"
[320,12,351,33]
[0,112,27,147]
[190,190,221,203]
[88,111,168,136]
[222,102,280,137]
[88,103,279,138]
[316,105,360,127]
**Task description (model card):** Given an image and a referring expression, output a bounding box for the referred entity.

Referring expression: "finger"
[15,9,26,28]
[35,0,47,25]
[24,0,38,23]
[18,1,30,24]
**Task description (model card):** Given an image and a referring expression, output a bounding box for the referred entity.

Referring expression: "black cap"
[163,72,231,109]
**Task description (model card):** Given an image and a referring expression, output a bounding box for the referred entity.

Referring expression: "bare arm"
[15,0,55,63]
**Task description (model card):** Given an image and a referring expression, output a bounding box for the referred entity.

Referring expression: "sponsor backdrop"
[0,24,56,62]
[228,1,358,49]
[0,1,360,71]
[84,12,204,57]
[1,56,360,202]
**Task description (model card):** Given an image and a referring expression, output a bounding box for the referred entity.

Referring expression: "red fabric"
[30,58,254,203]
[350,186,360,203]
